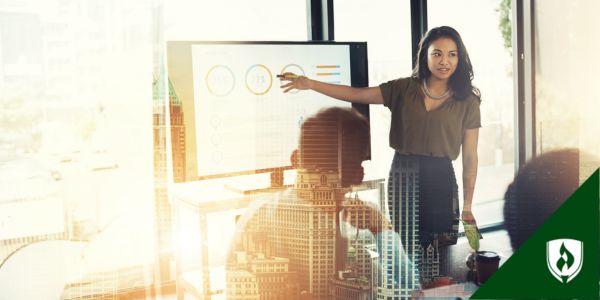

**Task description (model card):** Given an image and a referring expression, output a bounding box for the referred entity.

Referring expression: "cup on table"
[476,251,500,284]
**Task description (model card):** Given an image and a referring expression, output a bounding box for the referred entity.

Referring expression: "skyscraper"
[330,271,370,300]
[270,170,341,298]
[168,79,186,183]
[419,239,440,286]
[227,268,260,300]
[379,158,420,299]
[329,241,371,300]
[230,169,344,299]
[227,251,299,300]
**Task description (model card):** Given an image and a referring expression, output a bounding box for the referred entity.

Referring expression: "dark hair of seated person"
[295,107,370,188]
[503,149,580,250]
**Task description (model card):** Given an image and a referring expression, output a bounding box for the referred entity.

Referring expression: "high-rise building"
[342,196,376,281]
[268,169,341,298]
[227,268,260,300]
[330,270,371,300]
[152,70,172,282]
[229,211,300,300]
[329,241,371,300]
[419,239,440,286]
[227,247,299,299]
[168,79,186,183]
[232,169,345,299]
[379,158,420,299]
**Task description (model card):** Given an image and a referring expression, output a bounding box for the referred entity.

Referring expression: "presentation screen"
[166,41,369,180]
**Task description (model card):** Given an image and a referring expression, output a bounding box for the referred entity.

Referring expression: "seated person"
[503,148,580,250]
[226,107,410,300]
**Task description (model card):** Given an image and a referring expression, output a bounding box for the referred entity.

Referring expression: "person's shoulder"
[383,76,416,86]
[397,76,418,86]
[379,76,419,107]
[462,91,481,106]
[399,76,417,83]
[383,76,419,94]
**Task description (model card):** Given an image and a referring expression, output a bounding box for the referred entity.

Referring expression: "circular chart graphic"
[280,64,305,94]
[245,64,273,96]
[205,65,235,97]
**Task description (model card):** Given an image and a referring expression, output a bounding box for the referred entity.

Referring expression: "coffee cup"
[476,251,500,284]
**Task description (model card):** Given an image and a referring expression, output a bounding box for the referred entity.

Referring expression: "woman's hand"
[462,209,481,251]
[461,209,476,225]
[278,72,384,104]
[279,72,312,93]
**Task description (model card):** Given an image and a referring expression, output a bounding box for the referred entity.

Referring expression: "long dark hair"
[412,26,480,101]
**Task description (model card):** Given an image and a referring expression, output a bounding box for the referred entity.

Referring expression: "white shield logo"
[546,239,583,284]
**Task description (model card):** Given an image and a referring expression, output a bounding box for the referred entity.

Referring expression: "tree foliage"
[496,0,512,55]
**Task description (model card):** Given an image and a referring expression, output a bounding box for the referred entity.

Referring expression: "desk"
[418,230,513,299]
[171,179,271,300]
[171,178,384,300]
[172,178,506,299]
[444,229,513,282]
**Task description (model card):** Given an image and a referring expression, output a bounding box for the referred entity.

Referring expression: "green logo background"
[471,169,599,299]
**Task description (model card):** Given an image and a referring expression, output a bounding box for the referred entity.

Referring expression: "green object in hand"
[463,221,481,251]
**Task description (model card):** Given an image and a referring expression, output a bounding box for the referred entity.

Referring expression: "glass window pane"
[0,1,155,298]
[534,0,600,181]
[163,1,309,297]
[429,0,515,225]
[334,0,412,181]
[165,0,307,41]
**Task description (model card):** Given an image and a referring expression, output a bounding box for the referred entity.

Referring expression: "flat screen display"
[167,41,369,180]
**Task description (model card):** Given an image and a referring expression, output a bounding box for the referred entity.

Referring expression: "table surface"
[420,229,514,299]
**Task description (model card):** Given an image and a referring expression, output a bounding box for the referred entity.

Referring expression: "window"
[533,0,600,181]
[429,0,515,225]
[334,0,412,182]
[164,0,307,41]
[0,1,155,298]
[0,0,308,298]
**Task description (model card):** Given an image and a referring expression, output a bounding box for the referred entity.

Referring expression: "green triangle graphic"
[471,169,599,299]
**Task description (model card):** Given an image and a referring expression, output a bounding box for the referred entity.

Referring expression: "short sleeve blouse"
[379,77,481,160]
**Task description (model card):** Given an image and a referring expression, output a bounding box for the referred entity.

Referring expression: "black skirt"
[387,152,460,246]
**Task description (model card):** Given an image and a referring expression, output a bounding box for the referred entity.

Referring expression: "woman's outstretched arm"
[279,73,384,105]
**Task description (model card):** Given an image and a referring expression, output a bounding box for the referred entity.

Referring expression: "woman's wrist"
[305,77,314,90]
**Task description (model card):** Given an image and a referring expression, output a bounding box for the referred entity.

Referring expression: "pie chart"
[245,64,273,96]
[205,65,235,97]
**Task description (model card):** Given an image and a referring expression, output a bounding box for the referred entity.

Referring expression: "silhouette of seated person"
[503,148,582,251]
[227,107,402,300]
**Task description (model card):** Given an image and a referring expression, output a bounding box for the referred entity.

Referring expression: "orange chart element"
[205,65,235,97]
[245,64,273,96]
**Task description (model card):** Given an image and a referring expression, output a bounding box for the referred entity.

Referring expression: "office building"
[227,251,299,300]
[330,270,371,300]
[379,158,420,299]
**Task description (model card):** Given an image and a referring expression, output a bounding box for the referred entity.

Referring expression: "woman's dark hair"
[412,26,480,101]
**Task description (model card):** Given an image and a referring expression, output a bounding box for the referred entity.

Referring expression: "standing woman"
[280,26,480,283]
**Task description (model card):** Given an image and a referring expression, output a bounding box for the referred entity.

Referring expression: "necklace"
[422,80,451,100]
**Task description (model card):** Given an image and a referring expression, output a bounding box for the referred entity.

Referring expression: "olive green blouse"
[379,77,481,160]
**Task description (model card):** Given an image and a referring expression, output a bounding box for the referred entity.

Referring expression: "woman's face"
[427,37,459,81]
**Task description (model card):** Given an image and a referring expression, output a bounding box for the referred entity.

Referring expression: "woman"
[280,26,480,283]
